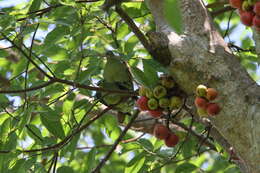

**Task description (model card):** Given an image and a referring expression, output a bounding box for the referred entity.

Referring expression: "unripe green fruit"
[153,85,167,99]
[159,98,170,108]
[161,77,175,88]
[148,98,158,110]
[145,88,154,98]
[197,108,208,117]
[196,85,207,97]
[138,86,147,96]
[248,0,256,6]
[242,1,252,11]
[170,96,182,109]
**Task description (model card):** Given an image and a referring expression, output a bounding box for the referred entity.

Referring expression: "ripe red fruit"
[206,103,221,116]
[254,2,260,16]
[253,15,260,28]
[148,109,163,118]
[240,11,254,26]
[164,133,179,147]
[229,0,242,9]
[153,124,170,140]
[136,96,149,111]
[194,97,208,109]
[206,88,218,101]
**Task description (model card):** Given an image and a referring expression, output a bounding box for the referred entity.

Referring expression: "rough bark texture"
[146,0,260,172]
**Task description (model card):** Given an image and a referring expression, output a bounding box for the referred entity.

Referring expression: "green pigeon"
[103,51,133,91]
[96,51,134,113]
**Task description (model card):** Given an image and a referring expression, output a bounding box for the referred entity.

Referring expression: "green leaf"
[18,109,32,134]
[83,149,97,173]
[44,26,70,47]
[28,0,42,13]
[26,124,43,142]
[57,166,74,173]
[130,66,150,87]
[40,109,65,139]
[7,159,26,173]
[164,0,183,34]
[175,163,197,173]
[143,59,159,87]
[138,138,153,151]
[125,153,146,173]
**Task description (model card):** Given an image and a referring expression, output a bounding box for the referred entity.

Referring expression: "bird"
[96,51,134,113]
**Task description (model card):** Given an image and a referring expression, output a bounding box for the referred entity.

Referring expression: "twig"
[211,6,234,17]
[0,106,113,154]
[206,0,229,8]
[223,10,234,38]
[115,6,155,56]
[1,33,53,79]
[91,110,140,173]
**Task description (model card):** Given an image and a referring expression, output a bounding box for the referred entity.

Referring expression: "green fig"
[161,77,175,88]
[153,85,167,99]
[148,98,158,110]
[159,98,170,109]
[138,86,147,96]
[196,85,207,97]
[170,96,182,109]
[197,108,208,117]
[145,88,154,98]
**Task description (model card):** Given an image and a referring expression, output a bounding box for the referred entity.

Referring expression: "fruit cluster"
[195,85,221,117]
[136,76,183,118]
[229,0,260,30]
[153,124,179,147]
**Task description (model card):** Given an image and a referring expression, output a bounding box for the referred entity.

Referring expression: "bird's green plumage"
[103,52,133,90]
[95,51,134,113]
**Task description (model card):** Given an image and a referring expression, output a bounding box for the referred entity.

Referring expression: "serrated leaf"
[164,0,183,34]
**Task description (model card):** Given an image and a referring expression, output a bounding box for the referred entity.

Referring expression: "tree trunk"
[146,0,260,172]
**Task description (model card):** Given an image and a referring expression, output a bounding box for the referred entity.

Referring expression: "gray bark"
[146,0,260,172]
